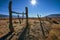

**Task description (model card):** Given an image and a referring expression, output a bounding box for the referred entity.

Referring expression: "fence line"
[37,14,46,40]
[8,1,30,40]
[0,1,29,40]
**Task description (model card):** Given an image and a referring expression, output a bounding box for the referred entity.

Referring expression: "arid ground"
[0,18,60,40]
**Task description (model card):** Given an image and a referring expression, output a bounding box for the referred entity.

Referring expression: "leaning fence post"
[9,1,14,32]
[37,14,45,40]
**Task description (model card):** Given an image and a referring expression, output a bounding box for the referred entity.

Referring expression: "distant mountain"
[0,14,18,18]
[46,14,60,18]
[0,14,24,18]
[0,14,60,18]
[0,14,9,18]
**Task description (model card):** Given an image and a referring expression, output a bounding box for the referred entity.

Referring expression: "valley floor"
[0,18,60,40]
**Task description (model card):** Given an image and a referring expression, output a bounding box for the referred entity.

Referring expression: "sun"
[31,0,37,5]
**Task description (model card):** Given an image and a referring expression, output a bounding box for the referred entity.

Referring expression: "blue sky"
[0,0,60,17]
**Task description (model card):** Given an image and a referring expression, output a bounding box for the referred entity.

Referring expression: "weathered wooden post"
[25,7,30,40]
[22,12,24,21]
[9,1,14,32]
[18,15,21,24]
[26,7,28,28]
[37,14,45,40]
[18,7,29,40]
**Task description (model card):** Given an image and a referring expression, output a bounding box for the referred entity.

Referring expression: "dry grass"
[0,18,60,40]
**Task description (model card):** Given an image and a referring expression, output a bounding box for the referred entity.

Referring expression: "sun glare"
[31,0,37,5]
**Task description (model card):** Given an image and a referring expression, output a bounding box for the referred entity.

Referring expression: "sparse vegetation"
[0,1,60,40]
[0,18,60,40]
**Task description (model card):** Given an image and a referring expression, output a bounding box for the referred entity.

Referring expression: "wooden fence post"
[22,12,24,21]
[37,14,45,40]
[18,15,21,24]
[25,7,30,39]
[9,1,14,32]
[26,7,28,27]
